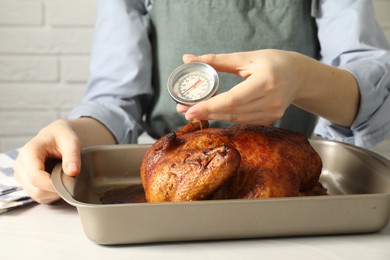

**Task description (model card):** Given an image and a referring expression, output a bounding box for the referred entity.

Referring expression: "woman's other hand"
[14,118,116,204]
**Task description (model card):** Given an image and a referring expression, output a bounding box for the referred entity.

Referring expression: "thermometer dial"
[167,62,219,105]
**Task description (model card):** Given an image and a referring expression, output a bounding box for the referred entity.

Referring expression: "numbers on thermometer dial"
[167,62,219,104]
[174,72,214,101]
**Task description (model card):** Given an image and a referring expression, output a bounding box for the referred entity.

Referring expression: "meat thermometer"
[167,62,219,105]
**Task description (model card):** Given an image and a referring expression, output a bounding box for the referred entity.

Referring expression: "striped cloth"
[0,150,34,214]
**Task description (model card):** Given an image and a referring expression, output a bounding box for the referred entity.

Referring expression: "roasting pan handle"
[51,163,79,206]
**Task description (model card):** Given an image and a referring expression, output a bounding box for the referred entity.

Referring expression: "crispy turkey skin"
[140,120,325,202]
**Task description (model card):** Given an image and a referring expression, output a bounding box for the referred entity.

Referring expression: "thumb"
[59,138,81,177]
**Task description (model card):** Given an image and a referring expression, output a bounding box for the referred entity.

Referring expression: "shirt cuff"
[314,59,390,147]
[67,102,141,144]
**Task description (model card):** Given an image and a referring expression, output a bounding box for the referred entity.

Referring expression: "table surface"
[1,139,390,260]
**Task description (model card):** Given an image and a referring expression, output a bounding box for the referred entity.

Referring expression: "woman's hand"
[177,50,359,127]
[14,118,116,204]
[14,119,81,204]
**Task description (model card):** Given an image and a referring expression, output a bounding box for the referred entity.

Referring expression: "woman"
[14,0,390,203]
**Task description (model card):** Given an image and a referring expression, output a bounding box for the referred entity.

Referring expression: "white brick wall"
[0,0,389,152]
[0,0,96,151]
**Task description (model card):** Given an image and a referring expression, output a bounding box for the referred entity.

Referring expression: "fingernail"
[183,54,197,62]
[67,163,79,173]
[183,54,196,58]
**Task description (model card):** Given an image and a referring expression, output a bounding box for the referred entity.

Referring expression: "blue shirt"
[67,0,390,148]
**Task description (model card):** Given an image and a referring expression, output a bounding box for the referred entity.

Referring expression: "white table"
[2,139,390,260]
[1,201,389,260]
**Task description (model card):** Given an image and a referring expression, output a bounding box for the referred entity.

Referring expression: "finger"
[186,98,284,124]
[185,92,285,124]
[56,133,81,177]
[184,92,237,121]
[185,76,263,118]
[240,120,274,126]
[16,144,58,193]
[14,162,59,204]
[183,53,253,77]
[199,110,280,125]
[176,103,191,114]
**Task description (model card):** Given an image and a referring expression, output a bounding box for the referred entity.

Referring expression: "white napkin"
[0,150,34,214]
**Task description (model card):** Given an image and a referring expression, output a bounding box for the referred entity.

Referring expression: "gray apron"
[147,0,319,138]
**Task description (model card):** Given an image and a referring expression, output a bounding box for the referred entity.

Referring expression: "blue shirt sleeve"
[67,0,153,144]
[314,0,390,147]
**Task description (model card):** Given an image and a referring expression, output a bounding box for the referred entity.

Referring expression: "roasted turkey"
[140,120,326,202]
